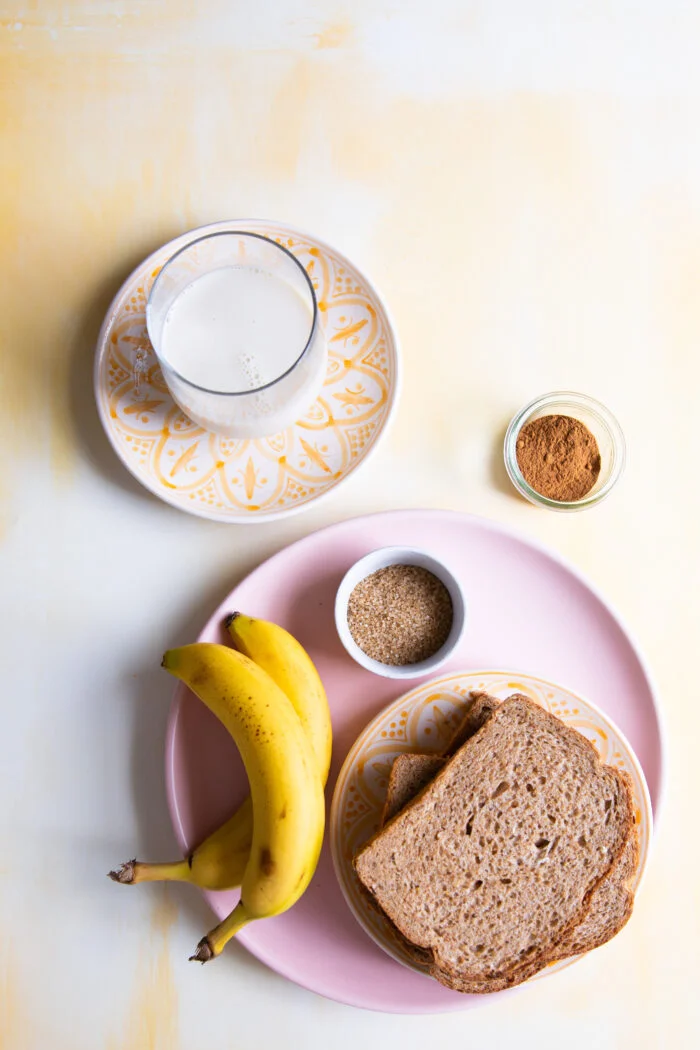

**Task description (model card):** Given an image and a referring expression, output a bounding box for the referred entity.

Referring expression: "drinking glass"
[146,231,326,438]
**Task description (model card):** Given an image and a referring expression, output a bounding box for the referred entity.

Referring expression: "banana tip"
[189,938,215,964]
[108,860,137,884]
[223,612,240,629]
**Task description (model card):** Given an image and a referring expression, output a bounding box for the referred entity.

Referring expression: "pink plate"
[166,510,665,1013]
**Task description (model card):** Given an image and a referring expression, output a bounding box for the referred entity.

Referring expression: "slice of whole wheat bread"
[382,752,639,990]
[381,694,499,826]
[380,748,638,986]
[355,694,635,991]
[373,694,499,970]
[555,821,639,955]
[382,755,445,824]
[444,693,500,753]
[380,703,639,989]
[431,813,640,993]
[378,694,639,989]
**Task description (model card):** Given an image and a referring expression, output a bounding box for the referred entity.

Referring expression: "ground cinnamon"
[516,414,601,502]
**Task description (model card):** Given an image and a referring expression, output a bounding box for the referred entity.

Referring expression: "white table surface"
[1,2,698,1047]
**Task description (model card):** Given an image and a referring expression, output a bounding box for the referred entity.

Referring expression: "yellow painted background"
[0,2,698,1047]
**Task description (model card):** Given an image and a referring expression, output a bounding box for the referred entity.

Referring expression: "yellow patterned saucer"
[330,670,653,984]
[94,221,400,522]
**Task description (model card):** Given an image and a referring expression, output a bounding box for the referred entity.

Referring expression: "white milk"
[161,265,313,391]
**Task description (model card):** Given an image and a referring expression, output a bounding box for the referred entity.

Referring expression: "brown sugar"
[347,565,453,665]
[516,414,601,502]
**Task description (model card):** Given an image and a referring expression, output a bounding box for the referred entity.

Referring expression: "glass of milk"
[146,231,327,438]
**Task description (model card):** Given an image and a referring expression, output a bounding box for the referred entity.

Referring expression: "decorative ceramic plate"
[94,220,400,522]
[166,509,665,1013]
[330,670,652,980]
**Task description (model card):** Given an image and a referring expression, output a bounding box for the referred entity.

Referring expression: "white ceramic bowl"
[334,546,466,679]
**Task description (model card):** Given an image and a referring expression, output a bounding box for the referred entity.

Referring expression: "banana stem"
[108,858,193,885]
[189,900,252,963]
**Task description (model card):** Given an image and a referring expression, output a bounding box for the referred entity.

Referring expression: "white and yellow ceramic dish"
[94,220,400,522]
[331,669,652,983]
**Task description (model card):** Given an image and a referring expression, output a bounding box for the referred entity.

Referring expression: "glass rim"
[503,390,626,510]
[146,230,319,397]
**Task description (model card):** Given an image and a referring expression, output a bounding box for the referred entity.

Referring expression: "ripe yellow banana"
[225,612,332,782]
[109,615,331,892]
[162,643,325,961]
[108,797,251,890]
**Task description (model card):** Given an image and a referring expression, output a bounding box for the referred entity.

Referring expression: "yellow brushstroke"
[0,3,199,33]
[113,888,180,1050]
[314,20,354,50]
[0,962,29,1050]
[151,888,178,938]
[0,21,207,506]
[260,58,314,178]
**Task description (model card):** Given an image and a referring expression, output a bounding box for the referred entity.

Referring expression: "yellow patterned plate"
[94,220,400,522]
[330,670,653,984]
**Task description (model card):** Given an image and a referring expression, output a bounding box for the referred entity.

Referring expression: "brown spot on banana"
[259,848,276,876]
[188,669,211,689]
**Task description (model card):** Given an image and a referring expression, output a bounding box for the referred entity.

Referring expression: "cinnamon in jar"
[515,415,601,502]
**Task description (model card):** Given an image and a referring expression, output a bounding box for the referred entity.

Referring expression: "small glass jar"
[503,391,626,511]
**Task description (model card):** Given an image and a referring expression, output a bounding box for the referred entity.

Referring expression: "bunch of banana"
[109,615,331,962]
